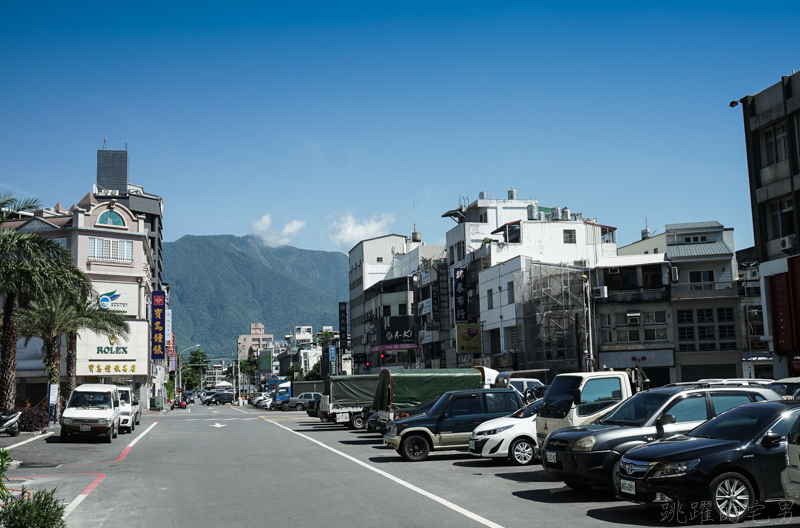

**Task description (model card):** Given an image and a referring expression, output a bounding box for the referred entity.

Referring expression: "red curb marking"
[67,420,158,467]
[11,472,105,495]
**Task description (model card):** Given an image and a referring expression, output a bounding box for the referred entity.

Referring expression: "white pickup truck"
[536,368,649,449]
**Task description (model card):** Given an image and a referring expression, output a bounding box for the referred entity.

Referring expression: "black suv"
[204,392,234,405]
[540,384,781,492]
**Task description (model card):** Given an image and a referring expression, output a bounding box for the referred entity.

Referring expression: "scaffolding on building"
[516,262,589,378]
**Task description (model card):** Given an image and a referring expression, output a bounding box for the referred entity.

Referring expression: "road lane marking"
[71,420,159,467]
[265,419,506,528]
[228,405,249,414]
[5,432,54,450]
[14,472,105,518]
[210,423,226,428]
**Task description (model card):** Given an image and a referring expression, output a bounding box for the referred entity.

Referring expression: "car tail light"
[398,412,410,419]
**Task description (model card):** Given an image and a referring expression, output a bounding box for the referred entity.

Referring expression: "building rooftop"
[665,221,723,231]
[667,240,733,259]
[596,254,667,268]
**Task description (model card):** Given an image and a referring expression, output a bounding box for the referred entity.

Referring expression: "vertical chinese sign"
[453,268,468,325]
[338,302,348,349]
[151,290,166,361]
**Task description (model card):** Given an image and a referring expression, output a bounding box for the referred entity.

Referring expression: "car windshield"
[601,392,671,426]
[689,405,784,441]
[511,400,544,419]
[119,392,131,403]
[428,393,454,416]
[68,392,111,409]
[767,382,800,397]
[538,376,582,418]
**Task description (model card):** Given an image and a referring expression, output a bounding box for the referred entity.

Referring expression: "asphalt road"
[2,404,799,527]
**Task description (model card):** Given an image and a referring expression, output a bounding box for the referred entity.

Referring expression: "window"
[764,123,788,167]
[98,211,125,226]
[718,307,734,322]
[719,325,735,340]
[616,329,640,342]
[615,312,627,325]
[577,378,622,416]
[601,314,612,327]
[677,310,693,324]
[770,198,795,239]
[698,326,715,340]
[487,289,493,310]
[711,393,753,415]
[53,238,67,247]
[484,392,519,414]
[449,246,454,265]
[602,330,612,343]
[444,395,482,417]
[699,343,717,351]
[399,304,407,316]
[678,327,694,341]
[644,328,668,341]
[382,306,391,317]
[643,311,667,324]
[679,343,696,352]
[719,342,737,350]
[563,229,576,244]
[377,257,383,263]
[87,238,133,262]
[507,282,514,304]
[697,309,714,323]
[664,393,708,423]
[689,270,715,289]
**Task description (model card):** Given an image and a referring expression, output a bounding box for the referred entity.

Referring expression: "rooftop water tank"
[527,204,538,220]
[562,207,571,221]
[508,189,518,200]
[478,191,488,200]
[552,206,561,221]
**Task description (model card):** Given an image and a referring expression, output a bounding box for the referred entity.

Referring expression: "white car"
[256,396,274,409]
[469,401,541,465]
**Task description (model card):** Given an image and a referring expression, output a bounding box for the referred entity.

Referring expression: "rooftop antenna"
[103,137,107,150]
[124,139,127,151]
[412,204,421,242]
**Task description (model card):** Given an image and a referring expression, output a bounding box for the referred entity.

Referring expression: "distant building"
[237,323,274,360]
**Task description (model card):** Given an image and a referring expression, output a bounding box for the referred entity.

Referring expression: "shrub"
[0,487,66,528]
[14,406,48,432]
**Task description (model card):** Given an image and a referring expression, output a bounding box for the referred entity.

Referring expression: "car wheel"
[135,416,140,425]
[281,402,289,411]
[607,459,621,495]
[509,438,535,466]
[709,472,753,523]
[105,427,113,444]
[400,434,430,462]
[350,414,365,430]
[564,480,592,491]
[296,403,305,411]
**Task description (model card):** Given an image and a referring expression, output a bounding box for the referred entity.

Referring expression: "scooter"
[0,412,21,437]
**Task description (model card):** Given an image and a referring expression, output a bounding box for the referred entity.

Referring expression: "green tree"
[303,361,321,380]
[181,348,208,390]
[0,228,89,412]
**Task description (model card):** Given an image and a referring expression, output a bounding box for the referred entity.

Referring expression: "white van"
[117,387,140,433]
[61,384,122,443]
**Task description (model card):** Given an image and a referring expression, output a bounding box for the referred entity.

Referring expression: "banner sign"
[151,290,166,360]
[169,356,176,372]
[430,281,440,321]
[94,282,139,316]
[418,298,432,316]
[329,345,336,364]
[420,269,431,286]
[259,353,273,372]
[165,309,172,343]
[453,268,468,324]
[338,302,348,349]
[369,316,420,352]
[456,324,481,353]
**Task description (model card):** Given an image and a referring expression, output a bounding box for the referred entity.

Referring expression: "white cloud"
[327,212,396,249]
[252,213,307,247]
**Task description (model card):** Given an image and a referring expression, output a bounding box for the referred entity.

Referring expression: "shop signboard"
[151,290,166,360]
[369,316,419,352]
[94,282,139,316]
[453,268,468,324]
[456,324,481,353]
[339,302,348,349]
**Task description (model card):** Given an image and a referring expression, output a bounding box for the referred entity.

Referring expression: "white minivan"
[117,386,140,433]
[61,384,122,443]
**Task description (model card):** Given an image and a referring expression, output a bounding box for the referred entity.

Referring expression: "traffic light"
[380,354,385,358]
[366,362,370,367]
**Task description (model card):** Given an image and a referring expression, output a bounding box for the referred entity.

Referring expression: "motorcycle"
[169,400,187,411]
[0,411,21,437]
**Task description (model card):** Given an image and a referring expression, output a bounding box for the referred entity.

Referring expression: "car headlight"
[98,418,109,425]
[62,418,73,425]
[482,425,514,436]
[571,436,597,452]
[390,426,397,435]
[650,459,700,479]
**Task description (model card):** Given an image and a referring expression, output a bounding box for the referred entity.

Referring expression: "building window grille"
[677,310,693,324]
[697,309,714,323]
[678,327,694,341]
[88,238,133,263]
[563,230,576,244]
[717,307,734,322]
[698,326,715,340]
[98,211,125,226]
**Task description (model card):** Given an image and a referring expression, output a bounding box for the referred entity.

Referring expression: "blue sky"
[2,2,799,253]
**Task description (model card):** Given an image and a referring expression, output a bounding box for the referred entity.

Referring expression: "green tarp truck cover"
[292,380,324,394]
[371,369,483,412]
[324,375,380,407]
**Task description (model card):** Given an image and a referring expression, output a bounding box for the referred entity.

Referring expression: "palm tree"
[0,231,90,412]
[0,193,40,224]
[65,296,130,400]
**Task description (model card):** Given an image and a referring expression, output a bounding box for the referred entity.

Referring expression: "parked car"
[616,400,800,522]
[768,378,800,398]
[384,388,523,461]
[781,411,800,504]
[61,384,123,443]
[204,392,234,405]
[307,398,322,418]
[117,386,138,433]
[183,392,195,404]
[370,398,438,436]
[470,399,544,465]
[250,392,272,406]
[257,396,274,409]
[540,385,781,491]
[284,392,322,411]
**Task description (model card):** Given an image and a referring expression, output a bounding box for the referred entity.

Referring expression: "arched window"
[98,211,125,227]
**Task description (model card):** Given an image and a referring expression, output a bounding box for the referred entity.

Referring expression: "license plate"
[80,425,91,432]
[620,479,636,495]
[545,451,557,464]
[469,440,475,449]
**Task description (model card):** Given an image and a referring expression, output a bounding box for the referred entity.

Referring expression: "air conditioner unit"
[609,268,620,275]
[780,235,796,249]
[627,316,640,325]
[671,267,679,282]
[592,286,608,299]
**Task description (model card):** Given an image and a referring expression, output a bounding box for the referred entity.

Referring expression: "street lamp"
[177,344,200,393]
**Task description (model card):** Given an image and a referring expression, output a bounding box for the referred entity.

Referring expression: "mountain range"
[162,235,349,359]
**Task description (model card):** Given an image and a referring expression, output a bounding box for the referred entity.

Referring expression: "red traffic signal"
[366,362,370,367]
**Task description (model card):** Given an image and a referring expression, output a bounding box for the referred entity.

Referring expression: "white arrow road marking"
[210,423,226,428]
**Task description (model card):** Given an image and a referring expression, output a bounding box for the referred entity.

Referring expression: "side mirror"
[656,414,676,427]
[439,412,447,419]
[573,389,581,406]
[762,431,784,447]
